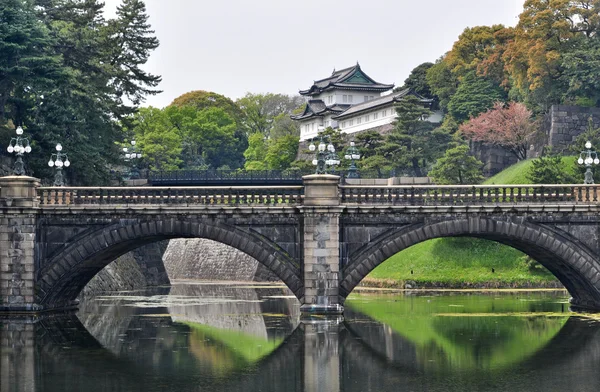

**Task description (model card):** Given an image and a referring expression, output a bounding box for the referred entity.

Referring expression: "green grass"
[483,156,577,185]
[367,238,558,287]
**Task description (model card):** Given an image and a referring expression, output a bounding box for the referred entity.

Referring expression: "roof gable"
[342,71,371,85]
[300,64,394,96]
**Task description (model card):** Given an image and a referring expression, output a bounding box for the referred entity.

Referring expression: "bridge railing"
[339,185,600,205]
[38,186,304,206]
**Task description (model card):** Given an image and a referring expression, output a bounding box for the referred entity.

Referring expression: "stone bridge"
[2,175,600,314]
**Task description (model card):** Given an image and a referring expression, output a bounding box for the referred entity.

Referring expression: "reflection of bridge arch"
[36,219,303,310]
[340,217,600,309]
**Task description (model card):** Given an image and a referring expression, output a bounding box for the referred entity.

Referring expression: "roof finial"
[332,67,335,75]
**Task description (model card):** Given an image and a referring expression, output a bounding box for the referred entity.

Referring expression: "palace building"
[292,64,443,141]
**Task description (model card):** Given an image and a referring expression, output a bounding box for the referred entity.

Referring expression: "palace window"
[357,117,362,124]
[364,96,369,102]
[328,96,333,104]
[343,95,348,103]
[342,121,347,128]
[348,95,353,103]
[349,119,354,126]
[366,115,370,121]
[373,112,378,120]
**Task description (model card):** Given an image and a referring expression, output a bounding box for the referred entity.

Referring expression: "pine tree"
[0,0,59,123]
[381,95,436,176]
[106,0,161,113]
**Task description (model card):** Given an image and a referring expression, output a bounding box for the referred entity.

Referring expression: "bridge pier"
[300,175,344,315]
[0,177,41,312]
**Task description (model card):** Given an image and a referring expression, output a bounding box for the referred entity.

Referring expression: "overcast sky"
[103,0,525,108]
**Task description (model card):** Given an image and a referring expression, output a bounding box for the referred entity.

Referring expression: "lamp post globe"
[6,126,32,175]
[578,141,599,184]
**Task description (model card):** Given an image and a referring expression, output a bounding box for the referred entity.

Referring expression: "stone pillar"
[0,176,41,312]
[300,174,343,315]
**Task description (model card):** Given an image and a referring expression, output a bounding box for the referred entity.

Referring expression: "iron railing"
[148,169,312,186]
[147,169,399,186]
[38,186,304,206]
[339,185,600,205]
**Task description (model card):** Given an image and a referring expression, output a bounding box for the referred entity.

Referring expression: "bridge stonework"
[2,175,600,314]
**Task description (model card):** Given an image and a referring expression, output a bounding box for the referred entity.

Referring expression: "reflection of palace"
[3,287,600,392]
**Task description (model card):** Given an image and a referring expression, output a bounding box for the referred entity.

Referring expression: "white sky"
[102,0,526,108]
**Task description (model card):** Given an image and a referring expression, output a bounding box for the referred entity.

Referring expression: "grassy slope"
[483,156,577,185]
[365,158,577,288]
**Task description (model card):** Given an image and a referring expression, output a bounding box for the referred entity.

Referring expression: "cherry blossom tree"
[460,102,538,160]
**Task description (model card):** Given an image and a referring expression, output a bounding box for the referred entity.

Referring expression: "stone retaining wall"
[163,238,279,282]
[547,105,600,153]
[79,241,170,300]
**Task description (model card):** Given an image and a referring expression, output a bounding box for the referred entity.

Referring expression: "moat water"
[2,282,600,392]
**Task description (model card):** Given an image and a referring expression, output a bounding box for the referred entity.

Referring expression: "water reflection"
[2,285,600,392]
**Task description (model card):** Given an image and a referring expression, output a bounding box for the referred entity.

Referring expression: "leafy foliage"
[429,144,484,185]
[447,72,505,122]
[0,0,161,184]
[399,62,435,99]
[528,148,576,184]
[460,102,538,160]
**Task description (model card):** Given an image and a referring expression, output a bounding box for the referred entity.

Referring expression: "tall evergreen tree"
[0,0,60,124]
[106,0,161,113]
[381,96,436,176]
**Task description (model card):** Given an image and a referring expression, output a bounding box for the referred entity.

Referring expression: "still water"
[2,283,600,392]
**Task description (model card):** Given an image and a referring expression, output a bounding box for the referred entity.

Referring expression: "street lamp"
[577,141,600,184]
[6,126,32,175]
[344,141,361,178]
[122,140,142,179]
[309,132,340,174]
[47,143,71,186]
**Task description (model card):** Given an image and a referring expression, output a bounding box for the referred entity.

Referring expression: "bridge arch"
[340,218,600,310]
[36,218,303,310]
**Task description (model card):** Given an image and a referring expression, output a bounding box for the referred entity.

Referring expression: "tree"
[399,62,435,99]
[0,0,60,122]
[528,148,575,184]
[447,72,505,122]
[105,0,162,112]
[236,93,304,136]
[264,135,300,170]
[429,144,484,185]
[355,130,384,159]
[170,90,243,122]
[460,102,538,161]
[243,132,268,170]
[127,107,182,171]
[174,106,244,169]
[502,0,598,108]
[382,95,435,176]
[445,25,512,87]
[426,60,458,111]
[562,37,600,106]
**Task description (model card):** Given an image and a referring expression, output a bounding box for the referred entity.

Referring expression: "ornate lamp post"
[309,135,340,174]
[344,141,361,178]
[6,126,32,175]
[122,140,142,179]
[47,143,71,186]
[577,141,600,184]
